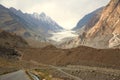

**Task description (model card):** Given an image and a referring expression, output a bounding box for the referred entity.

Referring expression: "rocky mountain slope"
[73,7,103,34]
[60,0,120,49]
[0,5,26,38]
[0,29,28,60]
[59,7,103,49]
[0,30,28,48]
[0,4,63,47]
[84,0,120,48]
[9,7,63,34]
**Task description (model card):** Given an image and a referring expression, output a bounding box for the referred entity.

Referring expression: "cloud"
[0,0,110,29]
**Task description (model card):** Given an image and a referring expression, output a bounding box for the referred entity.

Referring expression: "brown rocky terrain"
[0,29,30,75]
[16,45,120,80]
[0,4,26,37]
[18,45,120,69]
[0,29,28,62]
[0,30,28,48]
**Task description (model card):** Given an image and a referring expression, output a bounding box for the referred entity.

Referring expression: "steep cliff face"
[83,0,120,48]
[59,8,103,49]
[60,0,120,49]
[21,45,120,68]
[87,0,120,37]
[0,5,26,37]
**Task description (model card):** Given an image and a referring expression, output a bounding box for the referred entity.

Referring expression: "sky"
[0,0,110,29]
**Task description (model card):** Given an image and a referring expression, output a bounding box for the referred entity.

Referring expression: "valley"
[0,0,120,80]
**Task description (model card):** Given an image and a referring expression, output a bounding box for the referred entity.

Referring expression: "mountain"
[59,7,103,48]
[60,0,120,49]
[0,4,40,47]
[0,29,28,60]
[0,4,64,47]
[0,30,28,48]
[73,7,103,34]
[0,4,27,37]
[84,0,120,48]
[9,8,63,34]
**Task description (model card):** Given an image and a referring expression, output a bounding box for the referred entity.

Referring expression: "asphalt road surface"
[0,70,31,80]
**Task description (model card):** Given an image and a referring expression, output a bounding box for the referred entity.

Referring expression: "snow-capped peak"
[32,12,48,20]
[40,12,46,17]
[9,8,64,32]
[49,30,78,42]
[32,12,40,19]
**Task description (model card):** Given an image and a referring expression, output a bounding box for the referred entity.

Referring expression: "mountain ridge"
[86,0,120,38]
[0,4,64,47]
[84,0,120,48]
[59,0,120,49]
[73,7,103,31]
[9,7,64,33]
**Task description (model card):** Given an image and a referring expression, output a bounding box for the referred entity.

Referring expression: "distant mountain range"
[0,4,64,47]
[0,0,120,49]
[0,1,120,79]
[9,7,63,33]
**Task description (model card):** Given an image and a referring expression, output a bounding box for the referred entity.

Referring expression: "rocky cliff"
[60,0,120,49]
[84,0,120,48]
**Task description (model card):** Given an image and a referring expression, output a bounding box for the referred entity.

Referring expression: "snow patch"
[49,30,78,42]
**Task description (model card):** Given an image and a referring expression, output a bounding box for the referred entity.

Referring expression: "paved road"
[0,70,31,80]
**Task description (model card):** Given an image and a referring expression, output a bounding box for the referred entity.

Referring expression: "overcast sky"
[0,0,110,29]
